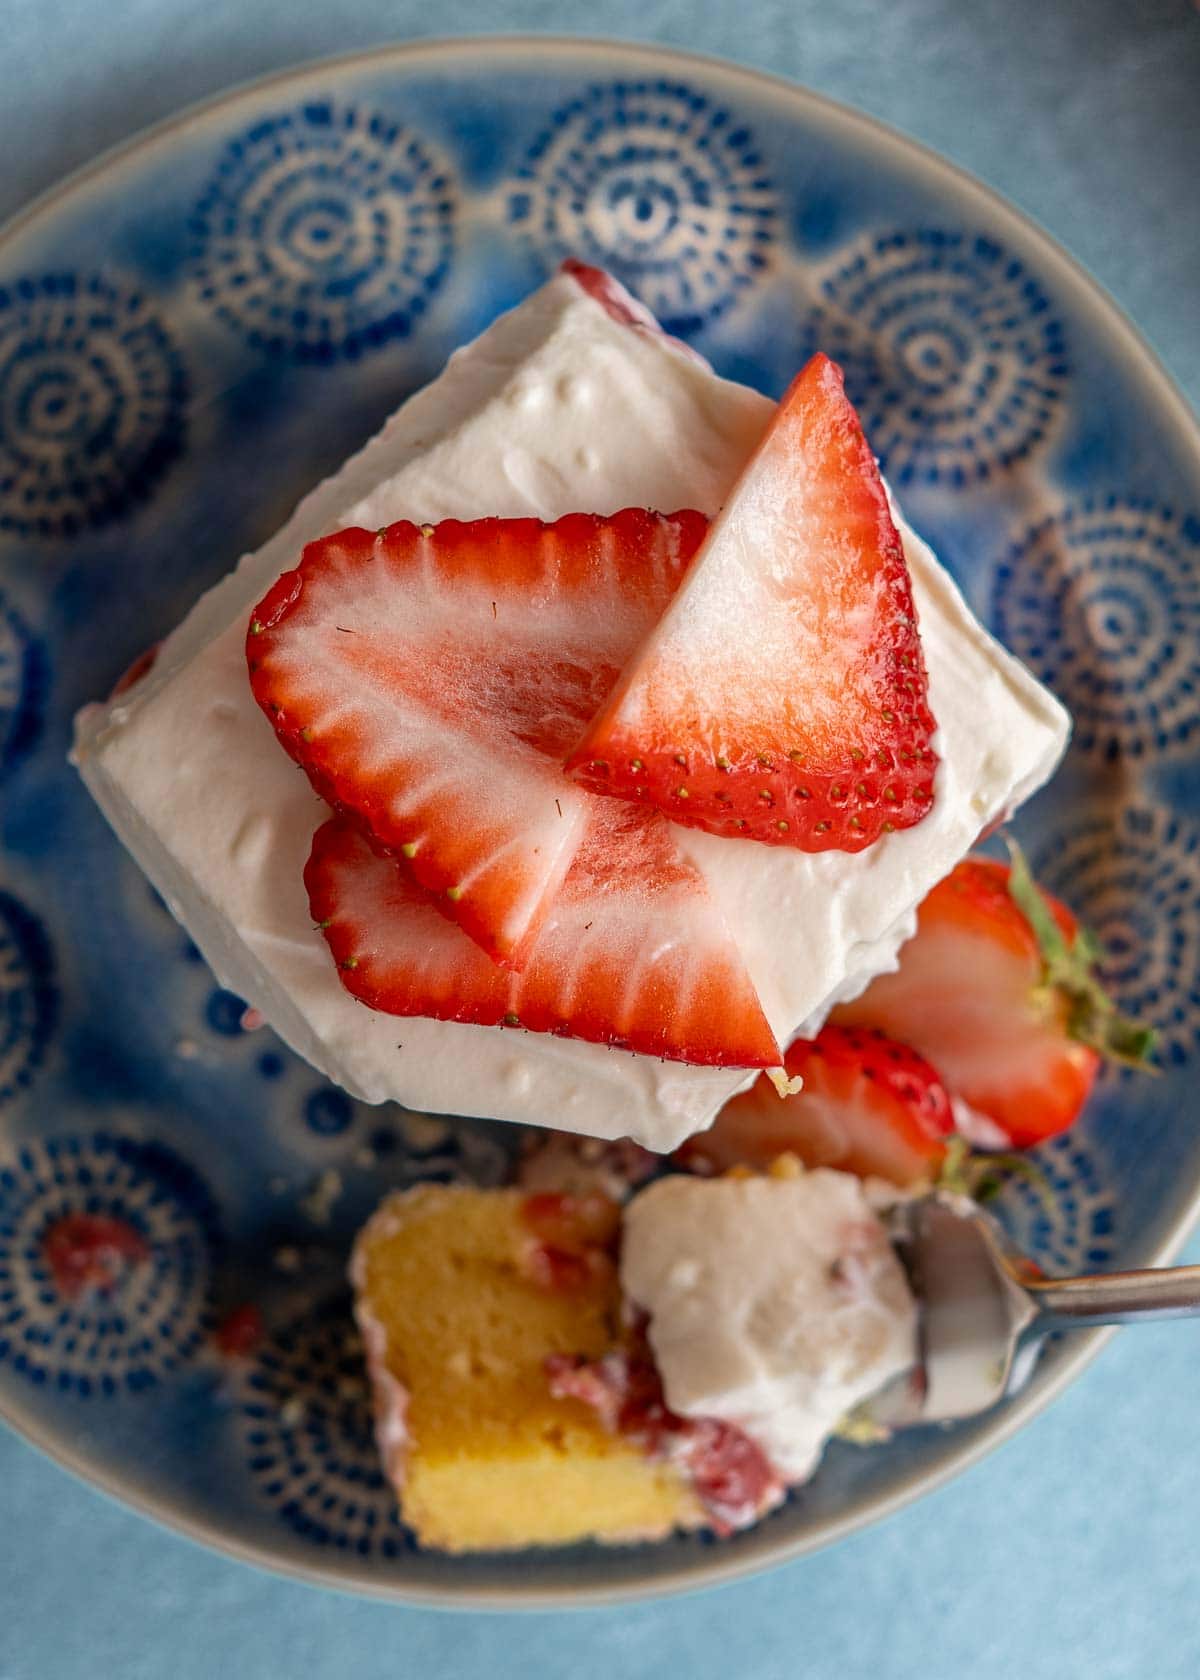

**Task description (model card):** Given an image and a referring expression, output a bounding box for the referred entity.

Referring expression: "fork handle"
[1028,1264,1200,1329]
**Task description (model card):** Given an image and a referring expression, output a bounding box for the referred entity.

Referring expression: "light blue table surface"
[3,2,1199,1675]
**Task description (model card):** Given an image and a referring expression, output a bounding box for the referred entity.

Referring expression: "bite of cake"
[351,1162,916,1551]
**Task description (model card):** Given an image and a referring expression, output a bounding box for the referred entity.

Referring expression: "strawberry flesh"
[565,354,938,852]
[248,510,706,967]
[517,1191,622,1293]
[546,1337,783,1534]
[834,857,1100,1146]
[305,806,781,1069]
[681,1024,954,1187]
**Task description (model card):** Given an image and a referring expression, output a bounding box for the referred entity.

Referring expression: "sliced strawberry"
[305,806,780,1068]
[834,850,1156,1146]
[565,354,938,852]
[248,510,706,967]
[680,1024,954,1187]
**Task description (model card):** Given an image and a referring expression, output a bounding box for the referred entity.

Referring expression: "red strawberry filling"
[547,1334,784,1534]
[517,1190,622,1292]
[560,259,709,367]
[109,641,161,701]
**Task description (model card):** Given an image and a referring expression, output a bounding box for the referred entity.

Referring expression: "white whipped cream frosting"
[621,1170,917,1480]
[73,272,1069,1150]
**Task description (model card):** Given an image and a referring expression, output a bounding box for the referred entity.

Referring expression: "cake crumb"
[299,1169,343,1226]
[279,1396,307,1430]
[517,1133,657,1201]
[175,1038,200,1060]
[272,1245,303,1274]
[399,1112,451,1151]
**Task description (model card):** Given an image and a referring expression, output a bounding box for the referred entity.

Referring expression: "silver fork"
[868,1192,1200,1427]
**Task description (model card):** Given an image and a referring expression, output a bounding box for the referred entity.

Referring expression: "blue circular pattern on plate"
[991,498,1200,764]
[239,1305,411,1557]
[800,229,1068,486]
[0,273,188,536]
[0,888,56,1107]
[0,41,1198,1604]
[0,590,46,781]
[990,1131,1117,1275]
[188,103,456,363]
[304,1087,354,1136]
[1036,806,1200,1069]
[205,986,249,1036]
[0,1133,219,1394]
[507,79,776,333]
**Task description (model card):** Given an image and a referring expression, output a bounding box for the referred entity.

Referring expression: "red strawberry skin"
[834,858,1099,1146]
[248,510,707,968]
[305,807,781,1070]
[680,1024,954,1187]
[565,354,938,853]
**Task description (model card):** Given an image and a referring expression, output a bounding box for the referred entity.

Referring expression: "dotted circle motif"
[508,80,777,333]
[0,274,188,537]
[0,889,57,1107]
[0,1133,220,1394]
[991,500,1200,763]
[189,103,456,363]
[240,1305,412,1556]
[990,1129,1116,1275]
[205,987,249,1037]
[0,593,46,782]
[304,1088,354,1137]
[800,229,1067,486]
[1036,807,1200,1069]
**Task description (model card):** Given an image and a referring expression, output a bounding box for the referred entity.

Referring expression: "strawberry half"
[305,806,781,1069]
[248,510,706,967]
[679,1024,955,1187]
[565,354,938,852]
[834,849,1156,1146]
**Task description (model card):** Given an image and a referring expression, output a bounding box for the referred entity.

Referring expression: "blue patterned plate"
[1,38,1198,1608]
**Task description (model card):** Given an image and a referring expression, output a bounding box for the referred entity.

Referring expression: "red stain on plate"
[42,1213,150,1300]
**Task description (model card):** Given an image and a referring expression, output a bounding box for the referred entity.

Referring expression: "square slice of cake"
[74,269,1069,1149]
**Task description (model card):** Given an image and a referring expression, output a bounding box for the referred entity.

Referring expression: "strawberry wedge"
[565,355,939,852]
[248,510,706,967]
[835,851,1155,1146]
[679,1025,954,1187]
[305,807,781,1069]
